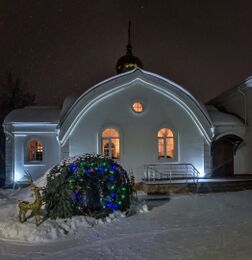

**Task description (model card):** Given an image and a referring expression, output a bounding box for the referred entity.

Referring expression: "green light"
[48,155,131,219]
[68,177,76,183]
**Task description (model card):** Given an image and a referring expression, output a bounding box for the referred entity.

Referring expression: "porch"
[140,163,252,194]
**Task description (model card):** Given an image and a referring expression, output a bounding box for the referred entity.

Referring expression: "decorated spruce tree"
[44,154,132,219]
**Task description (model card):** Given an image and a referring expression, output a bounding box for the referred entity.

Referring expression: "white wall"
[67,82,206,181]
[234,90,252,174]
[211,89,252,174]
[5,135,13,184]
[12,131,60,182]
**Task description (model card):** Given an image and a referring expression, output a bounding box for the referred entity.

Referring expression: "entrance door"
[212,135,242,177]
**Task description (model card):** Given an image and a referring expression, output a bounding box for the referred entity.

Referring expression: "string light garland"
[44,154,132,219]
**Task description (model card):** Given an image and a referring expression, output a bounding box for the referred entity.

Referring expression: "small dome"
[116,44,143,74]
[116,22,143,74]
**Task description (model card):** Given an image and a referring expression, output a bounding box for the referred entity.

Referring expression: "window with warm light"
[157,128,174,159]
[101,128,120,159]
[27,140,43,161]
[132,101,144,113]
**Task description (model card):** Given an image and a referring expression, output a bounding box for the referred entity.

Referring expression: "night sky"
[1,0,252,106]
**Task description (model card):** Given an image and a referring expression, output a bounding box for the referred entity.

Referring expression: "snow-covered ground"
[0,186,252,259]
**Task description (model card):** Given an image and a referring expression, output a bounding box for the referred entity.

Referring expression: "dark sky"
[1,0,252,106]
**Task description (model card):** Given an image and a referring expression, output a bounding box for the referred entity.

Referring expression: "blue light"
[107,202,112,208]
[98,167,104,172]
[111,165,117,171]
[70,193,77,201]
[71,164,77,172]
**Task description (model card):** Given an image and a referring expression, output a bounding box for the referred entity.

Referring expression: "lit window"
[28,140,43,161]
[101,128,120,159]
[132,101,144,113]
[157,128,174,159]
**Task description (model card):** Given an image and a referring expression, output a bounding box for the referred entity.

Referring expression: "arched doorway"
[212,135,243,177]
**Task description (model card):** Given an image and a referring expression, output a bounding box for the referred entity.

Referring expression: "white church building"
[2,40,250,184]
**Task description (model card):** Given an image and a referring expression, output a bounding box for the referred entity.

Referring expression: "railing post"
[169,164,172,183]
[147,166,150,181]
[186,164,188,184]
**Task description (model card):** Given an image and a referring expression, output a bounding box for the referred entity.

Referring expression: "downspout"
[238,87,247,126]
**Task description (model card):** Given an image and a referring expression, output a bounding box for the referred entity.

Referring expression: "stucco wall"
[13,133,60,182]
[211,89,252,174]
[5,136,13,184]
[67,82,206,180]
[234,90,252,174]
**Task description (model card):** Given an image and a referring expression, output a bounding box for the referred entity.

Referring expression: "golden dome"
[116,45,143,73]
[116,22,143,74]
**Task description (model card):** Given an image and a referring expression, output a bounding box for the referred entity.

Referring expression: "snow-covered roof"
[3,106,61,124]
[208,75,252,105]
[60,94,78,119]
[206,105,244,126]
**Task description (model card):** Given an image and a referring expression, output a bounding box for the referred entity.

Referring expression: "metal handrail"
[144,163,199,191]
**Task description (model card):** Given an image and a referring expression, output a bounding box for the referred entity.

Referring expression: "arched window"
[157,128,174,159]
[27,140,43,161]
[101,128,120,159]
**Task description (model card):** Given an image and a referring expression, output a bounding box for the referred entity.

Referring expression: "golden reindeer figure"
[18,171,43,226]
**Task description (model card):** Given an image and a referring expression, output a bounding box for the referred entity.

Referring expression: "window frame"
[157,128,177,161]
[130,99,146,115]
[100,127,121,160]
[131,101,144,114]
[25,138,45,164]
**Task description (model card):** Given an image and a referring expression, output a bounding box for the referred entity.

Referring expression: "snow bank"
[1,190,252,259]
[0,187,148,243]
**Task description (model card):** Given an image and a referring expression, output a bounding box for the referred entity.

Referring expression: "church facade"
[3,67,249,184]
[2,36,250,184]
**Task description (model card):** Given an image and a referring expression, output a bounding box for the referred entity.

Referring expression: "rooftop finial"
[127,21,132,55]
[116,21,143,73]
[128,21,131,46]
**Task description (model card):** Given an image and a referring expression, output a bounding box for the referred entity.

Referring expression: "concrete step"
[140,179,252,194]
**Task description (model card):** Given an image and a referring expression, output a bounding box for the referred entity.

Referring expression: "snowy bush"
[44,154,132,219]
